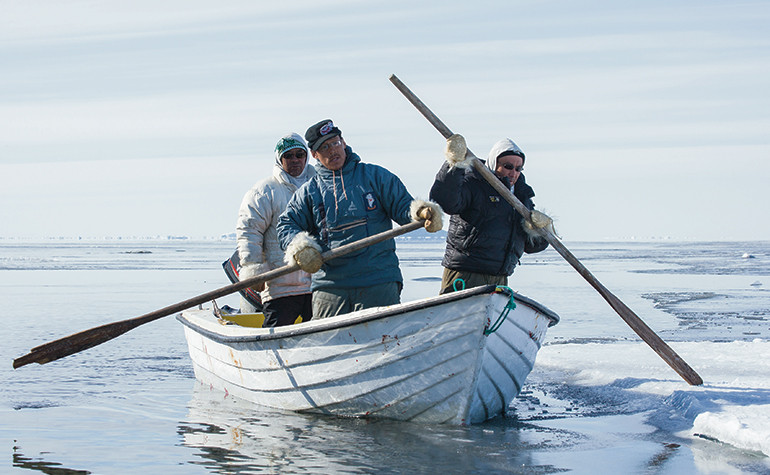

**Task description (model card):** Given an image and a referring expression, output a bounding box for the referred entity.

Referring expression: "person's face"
[495,155,524,185]
[280,148,308,177]
[311,136,346,171]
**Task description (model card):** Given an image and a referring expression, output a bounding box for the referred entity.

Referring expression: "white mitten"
[410,199,444,233]
[530,210,552,229]
[445,134,473,169]
[240,263,267,292]
[285,231,323,273]
[523,210,557,237]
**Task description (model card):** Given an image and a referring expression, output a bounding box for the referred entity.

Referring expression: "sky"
[1,0,769,241]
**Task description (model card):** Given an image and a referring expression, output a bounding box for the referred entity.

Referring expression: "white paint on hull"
[179,286,557,424]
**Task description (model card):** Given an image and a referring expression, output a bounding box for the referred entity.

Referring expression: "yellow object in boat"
[219,312,266,328]
[219,313,305,328]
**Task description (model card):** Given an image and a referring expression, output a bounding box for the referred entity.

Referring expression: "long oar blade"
[14,220,424,369]
[12,265,298,369]
[389,74,703,386]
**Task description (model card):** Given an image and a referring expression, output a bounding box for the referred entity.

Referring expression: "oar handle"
[390,75,535,222]
[13,220,425,369]
[390,74,703,386]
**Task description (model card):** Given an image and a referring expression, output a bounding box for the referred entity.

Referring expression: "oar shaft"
[390,74,703,386]
[13,264,300,368]
[14,220,424,369]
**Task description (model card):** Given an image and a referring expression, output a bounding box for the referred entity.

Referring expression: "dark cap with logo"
[305,119,342,151]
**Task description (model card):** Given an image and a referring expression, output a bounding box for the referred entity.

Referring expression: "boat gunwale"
[177,285,559,344]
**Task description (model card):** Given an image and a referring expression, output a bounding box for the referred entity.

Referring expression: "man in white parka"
[236,133,316,327]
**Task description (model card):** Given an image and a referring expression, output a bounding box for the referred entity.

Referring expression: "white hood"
[486,138,525,171]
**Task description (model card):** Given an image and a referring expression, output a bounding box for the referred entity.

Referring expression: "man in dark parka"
[430,134,551,294]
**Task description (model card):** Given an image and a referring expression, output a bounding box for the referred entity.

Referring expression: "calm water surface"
[2,239,768,473]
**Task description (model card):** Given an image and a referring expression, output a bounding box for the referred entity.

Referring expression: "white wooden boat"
[177,285,559,425]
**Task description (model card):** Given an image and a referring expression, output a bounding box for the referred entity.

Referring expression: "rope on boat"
[484,286,517,335]
[211,300,231,325]
[452,278,466,292]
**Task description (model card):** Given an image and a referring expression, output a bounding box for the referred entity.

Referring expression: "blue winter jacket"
[277,147,414,290]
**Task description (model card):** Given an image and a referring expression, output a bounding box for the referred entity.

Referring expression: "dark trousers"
[311,281,401,320]
[439,267,507,295]
[261,293,313,328]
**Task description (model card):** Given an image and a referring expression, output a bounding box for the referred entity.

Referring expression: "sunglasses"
[282,150,307,160]
[501,163,523,172]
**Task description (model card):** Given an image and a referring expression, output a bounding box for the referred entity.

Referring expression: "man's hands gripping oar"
[13,219,427,369]
[389,73,702,386]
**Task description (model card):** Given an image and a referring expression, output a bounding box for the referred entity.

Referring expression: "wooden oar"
[13,220,425,369]
[389,74,703,386]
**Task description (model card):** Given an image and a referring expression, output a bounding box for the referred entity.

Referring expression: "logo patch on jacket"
[364,192,377,210]
[489,196,500,203]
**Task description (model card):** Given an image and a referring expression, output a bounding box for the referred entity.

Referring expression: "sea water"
[1,239,768,474]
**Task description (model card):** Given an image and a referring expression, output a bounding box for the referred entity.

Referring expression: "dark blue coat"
[277,147,413,290]
[429,162,548,276]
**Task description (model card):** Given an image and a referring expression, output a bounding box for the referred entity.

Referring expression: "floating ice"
[535,340,770,456]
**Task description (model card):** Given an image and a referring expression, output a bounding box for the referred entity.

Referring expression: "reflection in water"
[179,382,566,474]
[12,446,91,475]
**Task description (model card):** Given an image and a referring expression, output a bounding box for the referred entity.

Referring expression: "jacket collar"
[273,162,316,188]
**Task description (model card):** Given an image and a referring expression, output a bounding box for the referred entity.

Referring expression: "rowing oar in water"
[13,220,425,369]
[389,74,703,386]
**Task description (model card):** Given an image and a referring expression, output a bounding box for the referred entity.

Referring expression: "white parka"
[236,159,316,302]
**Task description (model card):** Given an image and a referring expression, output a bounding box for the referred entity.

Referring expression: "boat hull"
[178,285,557,424]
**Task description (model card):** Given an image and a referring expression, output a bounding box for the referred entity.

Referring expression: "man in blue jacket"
[430,134,553,294]
[277,119,443,320]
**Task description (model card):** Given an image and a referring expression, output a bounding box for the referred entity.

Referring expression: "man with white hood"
[235,133,316,327]
[429,134,552,294]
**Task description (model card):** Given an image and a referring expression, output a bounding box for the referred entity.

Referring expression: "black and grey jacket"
[429,161,548,276]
